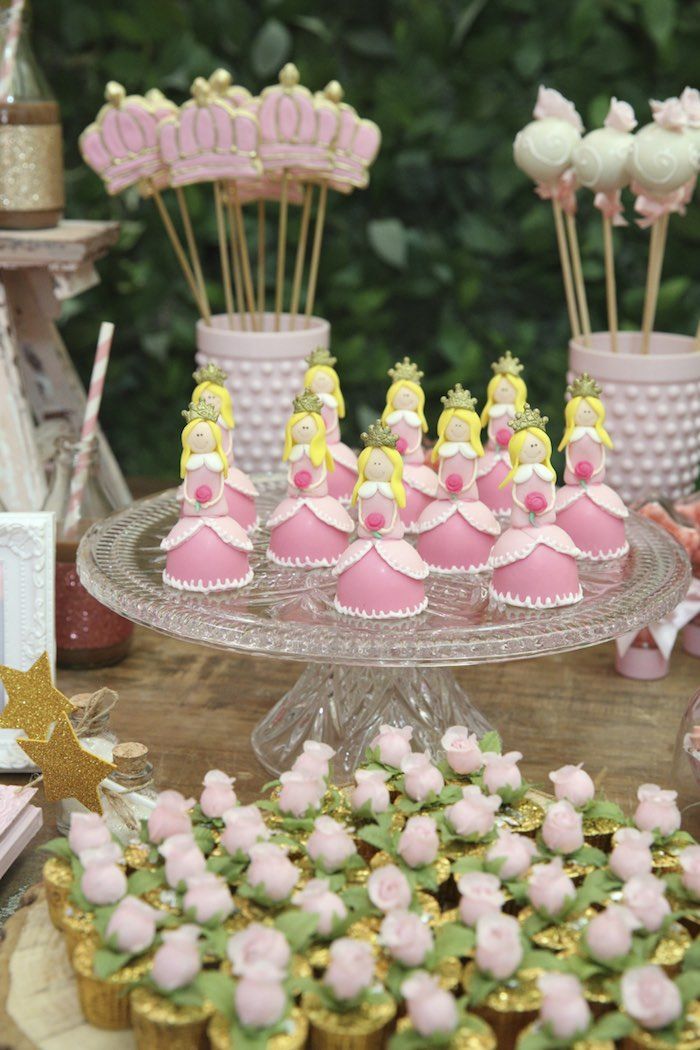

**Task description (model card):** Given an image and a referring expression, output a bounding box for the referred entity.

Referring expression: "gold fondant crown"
[491,351,524,377]
[509,403,548,434]
[293,388,324,414]
[182,398,219,424]
[192,363,227,387]
[441,384,477,411]
[361,421,398,449]
[567,372,602,400]
[306,347,337,368]
[388,356,424,384]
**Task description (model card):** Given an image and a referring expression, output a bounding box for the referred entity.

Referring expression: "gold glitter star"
[0,653,72,738]
[19,714,116,814]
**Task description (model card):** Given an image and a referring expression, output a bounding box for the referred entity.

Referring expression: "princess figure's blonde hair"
[304,363,346,418]
[558,396,613,451]
[480,372,527,428]
[432,407,484,463]
[180,417,228,479]
[191,364,235,429]
[351,421,406,507]
[381,379,428,433]
[283,411,334,470]
[500,406,555,488]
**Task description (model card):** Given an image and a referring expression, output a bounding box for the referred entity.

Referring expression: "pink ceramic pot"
[196,313,330,474]
[568,331,700,504]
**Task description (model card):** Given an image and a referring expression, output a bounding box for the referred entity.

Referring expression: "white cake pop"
[681,87,700,152]
[513,86,583,186]
[572,98,636,194]
[626,97,697,195]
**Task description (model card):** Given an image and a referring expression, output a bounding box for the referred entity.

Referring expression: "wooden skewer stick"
[274,173,289,332]
[304,181,329,327]
[231,186,259,331]
[641,213,669,355]
[565,212,591,345]
[289,183,313,327]
[551,200,581,340]
[175,186,210,324]
[149,183,206,318]
[602,215,618,354]
[257,199,265,325]
[225,195,246,331]
[213,181,235,329]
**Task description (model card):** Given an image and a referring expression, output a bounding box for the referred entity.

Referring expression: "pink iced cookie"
[321,89,381,194]
[80,82,169,195]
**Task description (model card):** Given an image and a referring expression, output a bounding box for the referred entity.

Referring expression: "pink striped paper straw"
[0,0,25,101]
[64,322,115,534]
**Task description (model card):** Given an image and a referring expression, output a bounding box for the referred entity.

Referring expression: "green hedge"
[36,0,700,475]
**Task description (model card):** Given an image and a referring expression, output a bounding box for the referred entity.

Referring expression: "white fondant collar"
[186,452,224,472]
[288,444,310,462]
[386,408,421,427]
[358,480,394,499]
[438,441,477,459]
[316,391,337,408]
[570,426,602,443]
[513,462,555,483]
[489,403,514,419]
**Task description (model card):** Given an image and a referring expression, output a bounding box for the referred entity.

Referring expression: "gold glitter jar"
[395,1014,497,1049]
[130,987,213,1050]
[304,993,397,1050]
[73,938,151,1029]
[42,855,72,929]
[207,1008,309,1049]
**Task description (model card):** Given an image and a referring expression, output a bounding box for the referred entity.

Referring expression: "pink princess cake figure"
[477,351,528,515]
[380,357,438,531]
[488,406,582,609]
[303,347,358,502]
[554,373,629,560]
[191,364,258,533]
[161,400,253,592]
[415,385,500,573]
[267,390,353,568]
[334,422,428,618]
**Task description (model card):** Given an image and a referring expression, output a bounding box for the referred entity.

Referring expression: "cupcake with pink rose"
[399,751,446,806]
[548,762,625,849]
[476,742,543,836]
[519,857,604,953]
[377,907,475,1001]
[239,842,301,910]
[633,785,685,867]
[515,971,626,1049]
[202,961,308,1050]
[194,769,238,828]
[391,971,497,1049]
[358,811,449,897]
[367,723,414,772]
[618,964,700,1050]
[305,815,362,876]
[441,725,486,779]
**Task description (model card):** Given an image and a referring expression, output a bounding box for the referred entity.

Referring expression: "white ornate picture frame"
[0,512,55,772]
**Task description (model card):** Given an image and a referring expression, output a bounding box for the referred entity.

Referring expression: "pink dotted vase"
[196,313,330,473]
[568,331,700,504]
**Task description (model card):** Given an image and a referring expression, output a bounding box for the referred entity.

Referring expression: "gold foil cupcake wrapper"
[304,993,396,1048]
[396,1014,497,1049]
[73,939,151,1030]
[208,1008,309,1049]
[130,987,213,1047]
[43,856,72,929]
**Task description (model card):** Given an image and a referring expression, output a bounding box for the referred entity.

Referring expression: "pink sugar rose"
[528,857,576,918]
[538,973,592,1041]
[634,784,681,838]
[371,724,413,768]
[379,909,434,967]
[227,922,291,980]
[525,491,547,513]
[585,905,640,962]
[199,770,237,819]
[307,816,356,872]
[366,512,385,532]
[395,436,408,454]
[445,472,463,493]
[609,828,654,882]
[81,861,127,907]
[481,751,523,795]
[247,843,299,902]
[441,726,484,776]
[221,804,269,857]
[621,965,683,1031]
[548,763,595,808]
[183,872,233,923]
[324,937,375,1002]
[475,912,523,981]
[486,829,538,880]
[401,751,444,802]
[147,790,194,844]
[496,427,512,448]
[158,833,207,889]
[292,741,335,779]
[195,484,213,503]
[151,926,201,992]
[574,460,594,481]
[457,871,505,926]
[445,784,501,839]
[397,815,440,869]
[68,812,111,855]
[293,469,312,489]
[350,769,390,815]
[402,972,459,1037]
[292,878,347,937]
[367,863,412,913]
[278,770,326,818]
[680,845,700,898]
[622,874,671,933]
[542,799,584,855]
[235,975,287,1029]
[106,896,157,954]
[78,840,123,868]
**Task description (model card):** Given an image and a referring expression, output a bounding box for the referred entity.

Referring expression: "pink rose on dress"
[528,857,576,918]
[199,770,237,819]
[634,784,681,838]
[622,874,671,933]
[542,800,584,855]
[324,938,375,1002]
[293,470,312,489]
[365,512,386,532]
[371,724,413,767]
[221,804,270,857]
[496,427,512,448]
[367,863,412,912]
[585,905,640,962]
[147,790,194,844]
[401,752,445,802]
[307,816,356,872]
[538,973,592,1041]
[574,460,594,481]
[482,751,523,795]
[680,845,700,898]
[457,871,505,926]
[292,878,347,937]
[106,896,157,953]
[152,926,201,992]
[486,829,538,880]
[609,828,654,882]
[397,815,440,868]
[247,843,299,902]
[402,972,459,1038]
[68,812,111,855]
[395,437,408,454]
[445,473,463,493]
[525,491,547,513]
[235,974,287,1028]
[379,909,434,967]
[81,861,127,906]
[183,872,233,923]
[621,965,683,1031]
[292,741,335,779]
[475,912,523,981]
[195,484,213,503]
[350,769,390,815]
[158,833,207,889]
[278,770,326,817]
[445,784,501,839]
[441,726,484,776]
[227,922,291,979]
[548,763,595,808]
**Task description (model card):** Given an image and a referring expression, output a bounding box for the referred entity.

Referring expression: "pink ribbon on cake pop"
[616,577,700,660]
[633,183,687,229]
[594,189,627,227]
[535,168,578,215]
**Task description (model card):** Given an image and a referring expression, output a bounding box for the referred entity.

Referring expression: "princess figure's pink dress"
[384,409,438,530]
[318,392,358,502]
[554,430,628,560]
[415,444,500,573]
[162,456,253,592]
[333,484,428,618]
[219,419,259,533]
[489,465,582,608]
[267,448,353,568]
[477,404,515,515]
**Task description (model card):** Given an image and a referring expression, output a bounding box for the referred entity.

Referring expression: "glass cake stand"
[77,476,690,778]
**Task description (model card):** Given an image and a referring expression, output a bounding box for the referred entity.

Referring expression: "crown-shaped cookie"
[293,388,324,414]
[182,398,220,424]
[361,421,398,449]
[317,82,381,194]
[193,363,228,387]
[79,82,167,196]
[441,384,477,411]
[388,357,424,384]
[491,351,524,377]
[509,404,549,434]
[567,372,602,400]
[306,347,337,368]
[208,68,252,109]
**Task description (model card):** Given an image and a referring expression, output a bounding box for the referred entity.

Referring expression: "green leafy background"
[35,0,700,475]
